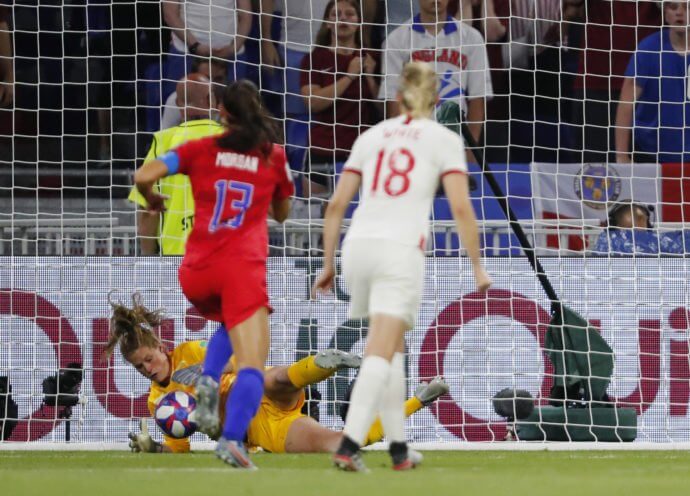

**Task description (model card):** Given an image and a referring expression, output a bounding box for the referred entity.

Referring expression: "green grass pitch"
[2,450,690,496]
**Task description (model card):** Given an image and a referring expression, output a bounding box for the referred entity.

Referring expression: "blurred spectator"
[261,0,330,172]
[381,0,415,32]
[491,0,580,162]
[379,0,492,160]
[161,0,252,101]
[0,5,13,108]
[299,0,379,196]
[499,0,567,69]
[616,1,690,164]
[658,229,690,254]
[593,227,661,255]
[85,0,114,160]
[608,200,655,230]
[160,58,229,130]
[452,0,506,42]
[260,0,376,172]
[129,74,224,255]
[591,200,684,255]
[570,0,661,163]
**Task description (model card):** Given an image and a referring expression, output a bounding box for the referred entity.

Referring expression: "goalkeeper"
[106,293,448,454]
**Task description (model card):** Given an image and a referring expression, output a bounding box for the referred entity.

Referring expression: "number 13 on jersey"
[371,148,416,197]
[209,180,254,232]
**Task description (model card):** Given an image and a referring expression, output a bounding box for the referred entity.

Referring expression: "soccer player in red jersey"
[134,81,293,469]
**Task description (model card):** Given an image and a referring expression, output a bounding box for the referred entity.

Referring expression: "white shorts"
[341,238,425,329]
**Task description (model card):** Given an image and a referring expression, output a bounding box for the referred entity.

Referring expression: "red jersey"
[574,0,661,92]
[300,47,378,160]
[173,135,294,266]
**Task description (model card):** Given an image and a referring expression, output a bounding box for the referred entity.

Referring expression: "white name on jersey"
[215,152,258,173]
[383,127,422,141]
[343,115,468,248]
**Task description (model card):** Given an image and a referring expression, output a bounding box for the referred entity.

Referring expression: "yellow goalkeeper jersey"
[128,119,225,255]
[148,340,236,453]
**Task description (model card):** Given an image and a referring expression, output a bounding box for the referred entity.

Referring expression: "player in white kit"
[313,61,491,472]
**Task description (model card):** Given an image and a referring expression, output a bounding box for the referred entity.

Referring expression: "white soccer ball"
[154,390,198,439]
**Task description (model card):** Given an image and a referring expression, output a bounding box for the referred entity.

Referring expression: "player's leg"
[374,247,425,470]
[264,350,361,409]
[362,377,449,445]
[284,376,450,454]
[333,318,406,471]
[377,330,411,470]
[194,324,234,439]
[178,264,225,438]
[283,416,343,453]
[334,241,423,472]
[216,306,270,469]
[201,324,233,383]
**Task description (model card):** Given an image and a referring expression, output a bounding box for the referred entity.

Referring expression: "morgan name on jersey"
[215,152,259,172]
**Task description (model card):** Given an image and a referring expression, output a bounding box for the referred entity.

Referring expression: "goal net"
[1,0,689,447]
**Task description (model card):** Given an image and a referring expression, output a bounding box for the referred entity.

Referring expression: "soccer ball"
[154,391,198,439]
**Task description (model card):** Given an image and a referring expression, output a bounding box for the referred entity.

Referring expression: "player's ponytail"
[398,62,438,120]
[217,80,279,158]
[103,292,163,361]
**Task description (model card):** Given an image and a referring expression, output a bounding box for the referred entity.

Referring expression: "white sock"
[379,352,406,444]
[343,355,391,446]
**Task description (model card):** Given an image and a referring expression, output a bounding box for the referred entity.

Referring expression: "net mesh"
[0,0,689,445]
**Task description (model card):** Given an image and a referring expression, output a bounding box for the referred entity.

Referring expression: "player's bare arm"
[313,171,361,295]
[271,197,291,223]
[442,172,491,292]
[134,159,171,213]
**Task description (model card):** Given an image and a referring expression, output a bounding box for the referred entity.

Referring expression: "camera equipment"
[0,376,19,441]
[42,362,83,441]
[42,362,83,408]
[492,388,535,421]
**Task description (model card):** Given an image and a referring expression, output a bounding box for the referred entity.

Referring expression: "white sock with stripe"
[342,355,391,446]
[379,352,406,444]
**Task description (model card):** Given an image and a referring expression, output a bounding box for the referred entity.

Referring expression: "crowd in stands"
[593,201,690,255]
[1,0,689,255]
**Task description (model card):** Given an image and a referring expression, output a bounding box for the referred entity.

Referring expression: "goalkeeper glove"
[128,419,163,453]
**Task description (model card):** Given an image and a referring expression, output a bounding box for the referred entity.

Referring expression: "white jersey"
[343,115,468,248]
[276,0,330,53]
[171,0,242,53]
[379,15,493,115]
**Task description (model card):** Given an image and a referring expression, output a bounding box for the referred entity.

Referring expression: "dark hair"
[607,200,655,229]
[314,0,363,48]
[103,292,164,361]
[216,80,278,158]
[190,56,228,73]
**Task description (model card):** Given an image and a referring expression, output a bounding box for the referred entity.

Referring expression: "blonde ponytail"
[398,62,438,119]
[103,292,164,361]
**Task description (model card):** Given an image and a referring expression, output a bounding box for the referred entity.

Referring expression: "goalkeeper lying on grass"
[106,293,448,454]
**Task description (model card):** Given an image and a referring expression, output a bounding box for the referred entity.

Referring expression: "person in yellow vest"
[129,73,225,255]
[105,293,449,454]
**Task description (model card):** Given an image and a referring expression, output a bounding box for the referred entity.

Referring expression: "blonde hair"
[103,292,164,361]
[398,62,438,119]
